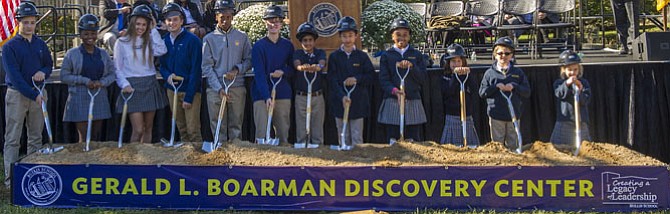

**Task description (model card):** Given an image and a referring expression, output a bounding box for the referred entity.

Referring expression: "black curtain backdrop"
[1,62,668,163]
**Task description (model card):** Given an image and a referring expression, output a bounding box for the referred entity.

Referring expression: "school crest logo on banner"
[21,165,62,206]
[308,3,341,37]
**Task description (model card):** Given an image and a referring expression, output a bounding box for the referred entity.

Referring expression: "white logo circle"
[308,3,342,37]
[21,165,62,206]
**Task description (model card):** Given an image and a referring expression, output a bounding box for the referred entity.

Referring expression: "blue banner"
[12,164,670,211]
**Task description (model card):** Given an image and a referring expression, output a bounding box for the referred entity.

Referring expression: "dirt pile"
[21,140,667,167]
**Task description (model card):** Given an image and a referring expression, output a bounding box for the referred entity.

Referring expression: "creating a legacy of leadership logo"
[21,165,63,206]
[308,3,341,37]
[601,172,659,209]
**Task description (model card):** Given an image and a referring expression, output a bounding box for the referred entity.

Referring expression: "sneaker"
[307,143,319,149]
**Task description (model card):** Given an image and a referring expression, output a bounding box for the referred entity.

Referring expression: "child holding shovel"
[479,37,530,152]
[293,22,326,149]
[61,14,116,143]
[327,16,374,150]
[377,17,427,143]
[439,44,479,147]
[550,50,591,151]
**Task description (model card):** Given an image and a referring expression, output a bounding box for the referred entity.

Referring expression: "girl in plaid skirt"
[61,14,116,143]
[550,50,592,146]
[377,18,428,142]
[114,6,168,143]
[439,44,479,147]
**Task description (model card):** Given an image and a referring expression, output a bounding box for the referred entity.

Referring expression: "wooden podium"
[288,0,362,54]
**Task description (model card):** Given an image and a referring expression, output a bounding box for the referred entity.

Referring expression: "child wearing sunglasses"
[479,37,531,151]
[550,50,591,148]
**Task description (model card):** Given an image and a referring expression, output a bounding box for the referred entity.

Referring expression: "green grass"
[0,156,667,214]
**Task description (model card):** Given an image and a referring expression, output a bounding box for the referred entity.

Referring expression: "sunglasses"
[496,52,513,56]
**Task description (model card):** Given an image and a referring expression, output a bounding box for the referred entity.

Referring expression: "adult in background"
[173,0,207,38]
[202,0,218,31]
[202,0,252,143]
[99,0,132,53]
[61,14,116,143]
[3,2,53,188]
[610,0,639,55]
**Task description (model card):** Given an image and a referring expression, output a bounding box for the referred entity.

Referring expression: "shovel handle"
[573,85,581,156]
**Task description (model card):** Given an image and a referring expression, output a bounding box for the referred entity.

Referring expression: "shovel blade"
[256,138,278,146]
[329,145,352,151]
[268,139,279,146]
[161,139,183,148]
[202,141,215,153]
[39,146,64,154]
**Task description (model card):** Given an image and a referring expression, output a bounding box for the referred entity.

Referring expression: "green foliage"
[36,14,78,53]
[363,0,424,9]
[361,0,426,50]
[232,4,290,44]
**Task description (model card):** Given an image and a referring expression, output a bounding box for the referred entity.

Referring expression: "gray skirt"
[63,86,112,122]
[441,115,480,146]
[377,98,427,125]
[116,76,168,113]
[550,121,591,146]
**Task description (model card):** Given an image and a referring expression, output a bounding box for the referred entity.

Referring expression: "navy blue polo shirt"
[2,34,53,100]
[293,48,326,93]
[79,46,104,80]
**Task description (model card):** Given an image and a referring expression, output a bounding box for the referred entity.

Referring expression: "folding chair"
[459,0,499,51]
[425,1,464,56]
[496,0,537,57]
[534,0,577,58]
[405,2,429,52]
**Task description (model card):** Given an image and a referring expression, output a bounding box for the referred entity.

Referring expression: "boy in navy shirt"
[3,2,53,187]
[293,22,326,149]
[327,17,374,149]
[251,5,294,146]
[159,3,203,142]
[479,37,531,151]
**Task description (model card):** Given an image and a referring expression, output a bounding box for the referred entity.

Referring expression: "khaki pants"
[4,89,45,186]
[294,94,325,145]
[335,118,364,146]
[253,99,291,145]
[489,117,520,151]
[206,87,246,142]
[167,90,202,142]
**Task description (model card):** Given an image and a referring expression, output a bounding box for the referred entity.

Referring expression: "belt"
[296,90,323,96]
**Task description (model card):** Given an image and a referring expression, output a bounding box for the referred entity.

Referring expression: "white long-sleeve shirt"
[114,28,167,89]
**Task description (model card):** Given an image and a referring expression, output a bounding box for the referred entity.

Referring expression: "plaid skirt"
[441,115,480,146]
[550,121,591,146]
[116,76,168,113]
[63,86,112,122]
[377,98,427,125]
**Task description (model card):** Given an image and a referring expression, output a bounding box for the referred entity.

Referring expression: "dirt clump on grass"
[20,140,667,167]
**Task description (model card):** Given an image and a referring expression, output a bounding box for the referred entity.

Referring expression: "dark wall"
[1,62,668,163]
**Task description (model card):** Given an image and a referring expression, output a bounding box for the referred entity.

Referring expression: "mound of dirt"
[21,140,667,167]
